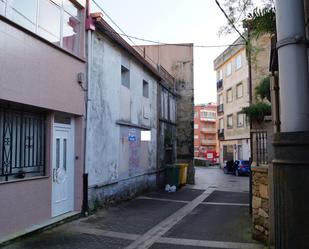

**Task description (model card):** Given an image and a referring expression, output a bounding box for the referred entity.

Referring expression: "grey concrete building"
[85,13,176,208]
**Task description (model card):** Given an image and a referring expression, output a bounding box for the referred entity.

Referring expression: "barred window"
[0,107,46,182]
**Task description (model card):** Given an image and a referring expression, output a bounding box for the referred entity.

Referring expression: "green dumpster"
[166,164,180,187]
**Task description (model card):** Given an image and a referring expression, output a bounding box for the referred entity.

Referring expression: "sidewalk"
[1,167,263,249]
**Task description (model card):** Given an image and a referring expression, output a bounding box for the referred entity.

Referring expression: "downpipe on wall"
[273,0,309,248]
[81,0,93,217]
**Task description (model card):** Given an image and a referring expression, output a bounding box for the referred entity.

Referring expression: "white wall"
[87,32,157,187]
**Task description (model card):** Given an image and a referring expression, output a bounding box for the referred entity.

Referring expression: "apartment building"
[214,37,251,166]
[194,103,218,158]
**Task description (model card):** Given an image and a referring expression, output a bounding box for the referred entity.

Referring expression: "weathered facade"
[85,14,171,208]
[194,103,218,158]
[0,0,86,241]
[214,38,251,166]
[134,44,195,183]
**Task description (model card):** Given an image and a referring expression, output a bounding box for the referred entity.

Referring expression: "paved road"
[1,167,263,249]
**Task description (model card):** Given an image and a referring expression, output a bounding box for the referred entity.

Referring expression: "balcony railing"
[201,128,217,133]
[217,79,223,90]
[218,129,224,140]
[201,139,217,145]
[217,104,224,113]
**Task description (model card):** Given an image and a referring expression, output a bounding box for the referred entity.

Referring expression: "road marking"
[124,188,214,249]
[137,196,190,204]
[70,226,139,241]
[201,202,249,207]
[158,237,264,249]
[70,226,263,249]
[138,196,249,207]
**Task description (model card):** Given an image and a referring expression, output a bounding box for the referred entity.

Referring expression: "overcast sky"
[91,0,239,104]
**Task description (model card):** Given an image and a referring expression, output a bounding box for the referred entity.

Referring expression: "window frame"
[236,83,243,99]
[235,54,242,70]
[142,80,149,98]
[226,62,232,76]
[227,114,233,129]
[121,65,130,89]
[2,0,82,56]
[237,112,244,127]
[218,94,223,105]
[0,105,46,182]
[217,69,223,80]
[226,88,233,103]
[219,118,224,130]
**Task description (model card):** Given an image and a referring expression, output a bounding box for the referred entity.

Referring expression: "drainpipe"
[273,1,309,248]
[275,0,309,132]
[81,0,94,217]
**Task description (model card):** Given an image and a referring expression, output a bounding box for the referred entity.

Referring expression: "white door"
[52,125,74,217]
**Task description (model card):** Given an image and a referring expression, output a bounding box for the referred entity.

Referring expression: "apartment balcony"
[217,79,223,91]
[218,129,224,140]
[201,128,217,133]
[201,139,217,145]
[217,104,224,114]
[200,117,216,122]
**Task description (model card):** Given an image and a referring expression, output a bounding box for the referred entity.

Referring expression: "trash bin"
[166,164,180,187]
[176,163,188,186]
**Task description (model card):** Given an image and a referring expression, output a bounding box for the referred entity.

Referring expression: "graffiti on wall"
[128,128,140,169]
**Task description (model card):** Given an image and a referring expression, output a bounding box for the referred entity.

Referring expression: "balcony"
[201,128,217,133]
[201,139,217,145]
[217,79,223,91]
[217,104,224,114]
[200,117,216,122]
[218,129,224,140]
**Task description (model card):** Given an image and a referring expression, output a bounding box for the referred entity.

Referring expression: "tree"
[218,0,275,37]
[255,76,271,102]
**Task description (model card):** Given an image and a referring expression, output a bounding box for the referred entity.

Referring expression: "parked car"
[223,160,250,176]
[198,150,218,164]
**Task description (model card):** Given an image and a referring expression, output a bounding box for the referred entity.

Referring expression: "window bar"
[42,117,46,176]
[20,113,24,170]
[256,132,259,166]
[261,131,264,164]
[32,117,35,168]
[1,110,5,178]
[9,112,13,176]
[23,115,26,168]
[14,114,18,170]
[36,118,39,168]
[27,117,31,168]
[265,132,268,164]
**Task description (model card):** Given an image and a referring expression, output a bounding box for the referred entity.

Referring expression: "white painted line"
[201,202,249,207]
[125,188,215,249]
[158,237,264,249]
[70,226,139,241]
[137,196,190,204]
[138,196,249,207]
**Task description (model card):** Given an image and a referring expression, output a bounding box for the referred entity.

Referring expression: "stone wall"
[252,165,269,244]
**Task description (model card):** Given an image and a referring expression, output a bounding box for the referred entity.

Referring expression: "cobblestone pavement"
[1,167,263,249]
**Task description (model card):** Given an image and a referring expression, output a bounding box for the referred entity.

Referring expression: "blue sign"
[128,135,136,142]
